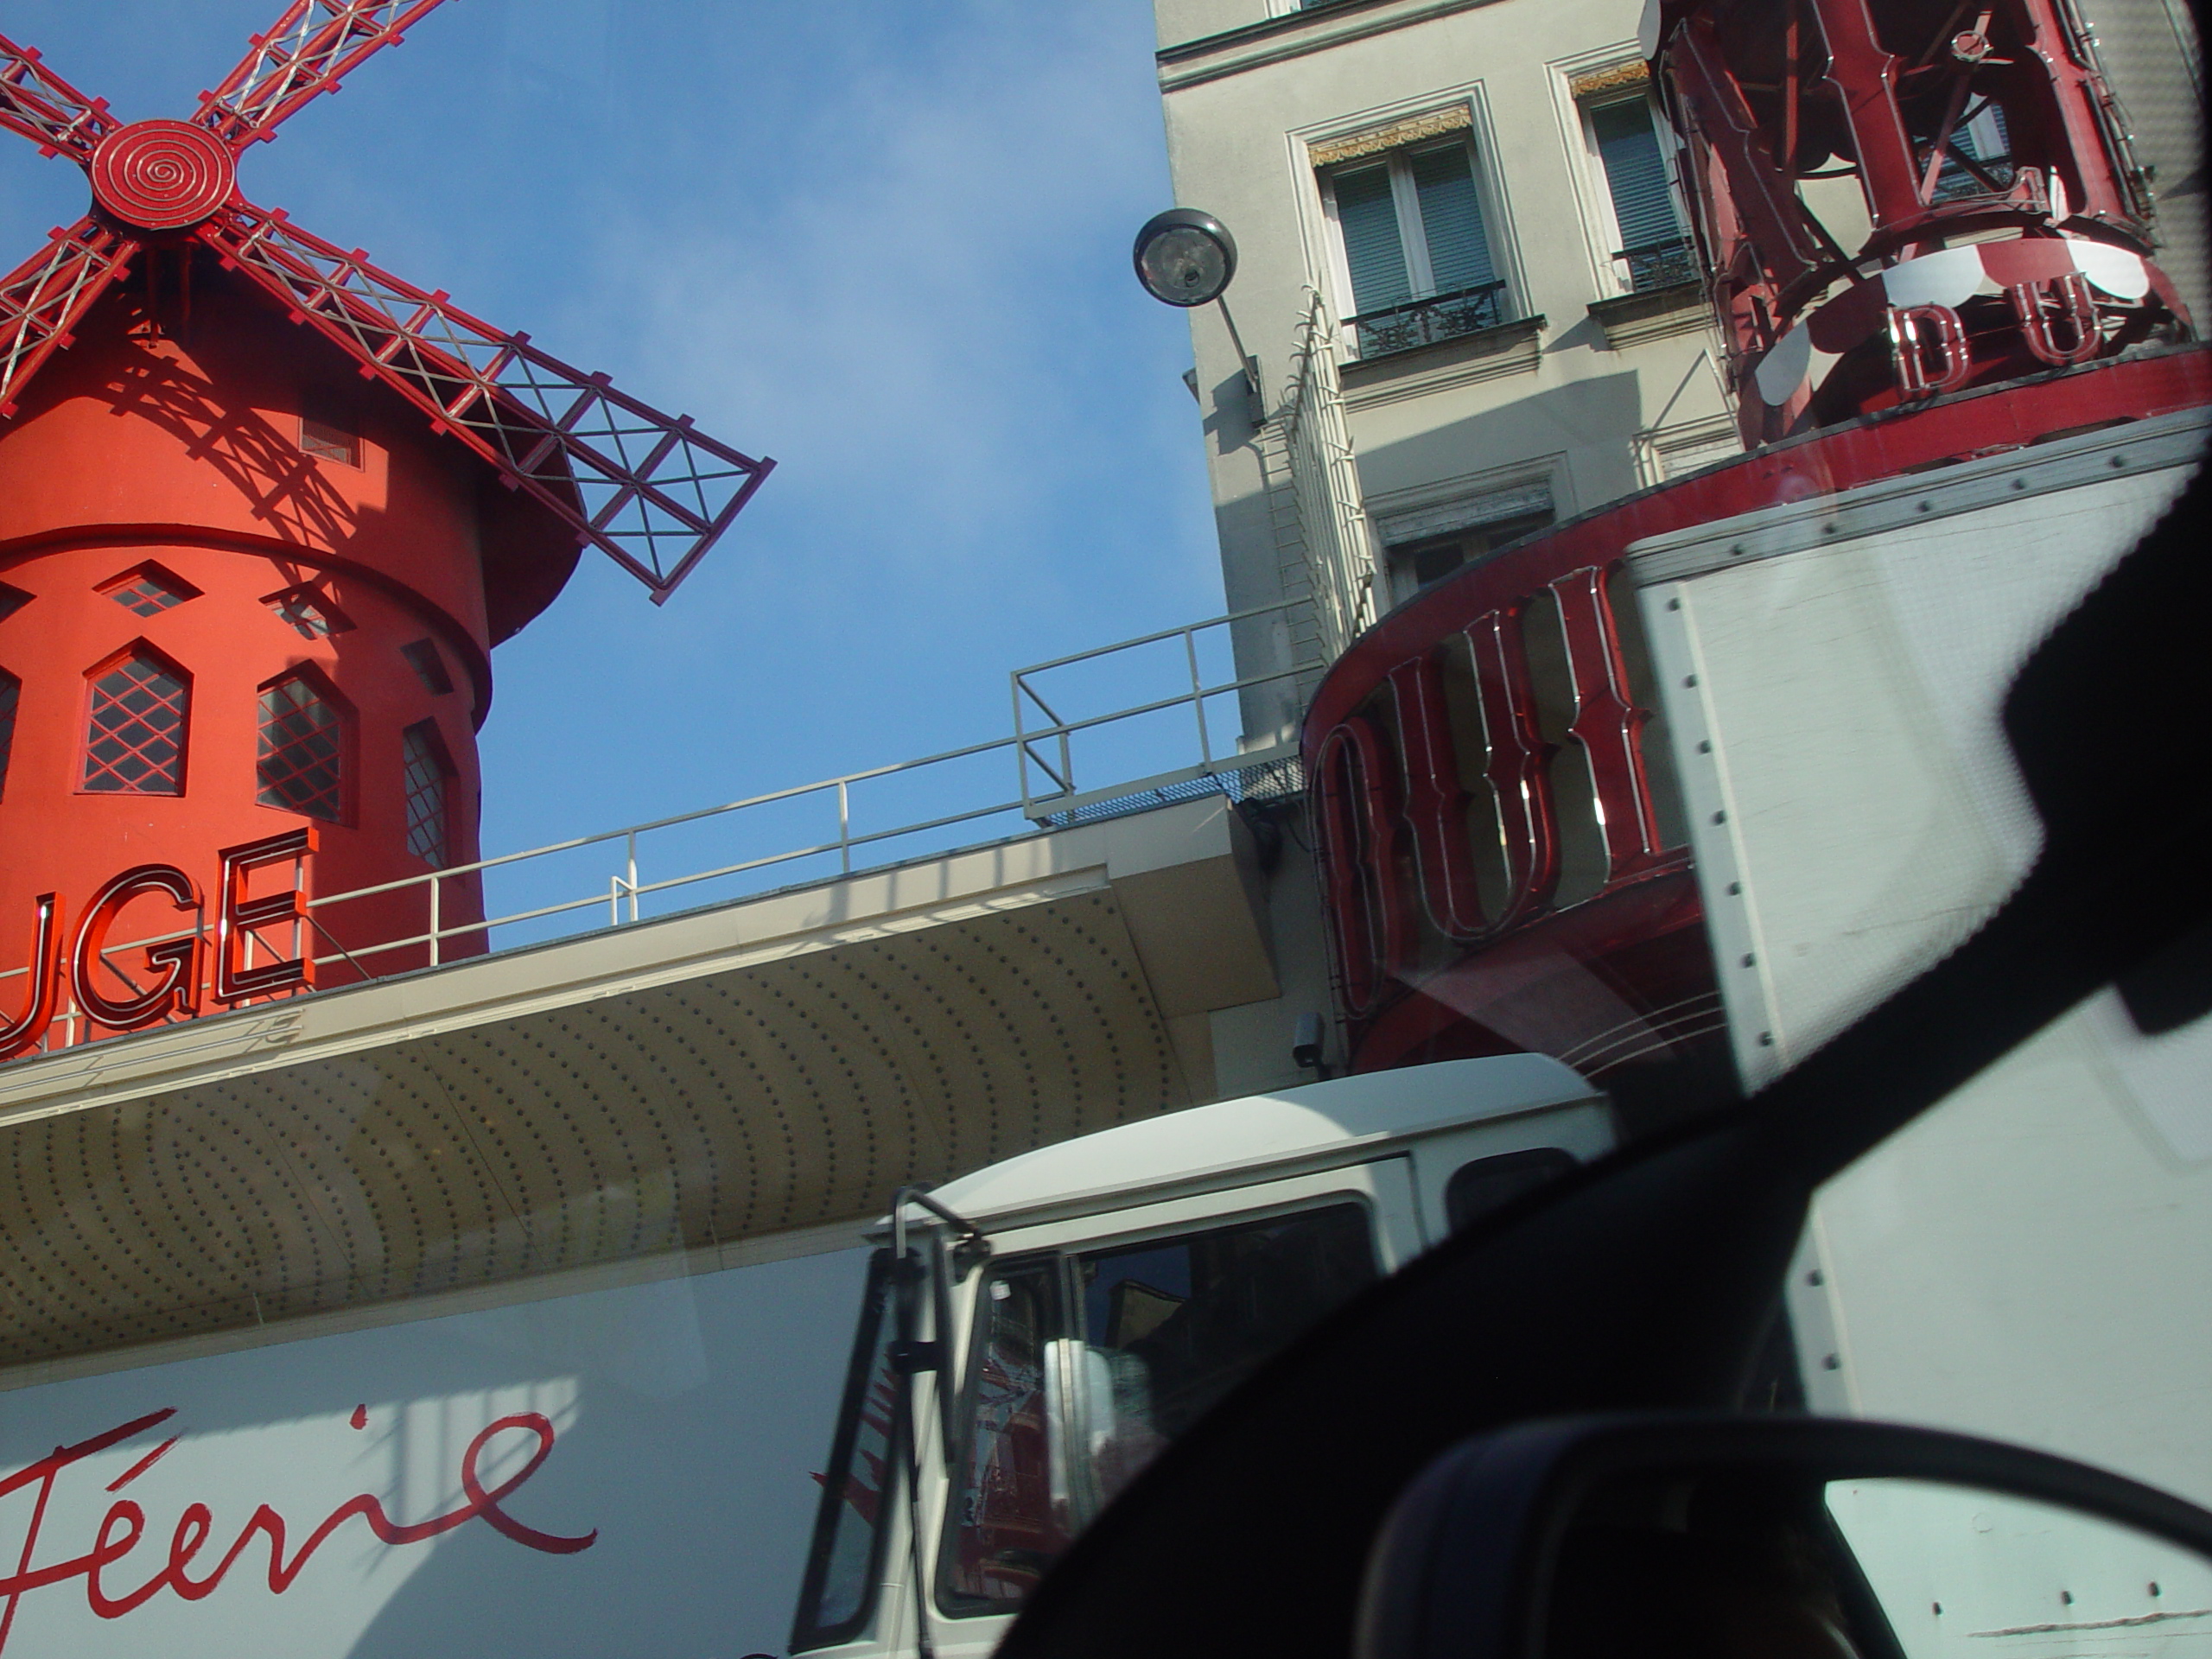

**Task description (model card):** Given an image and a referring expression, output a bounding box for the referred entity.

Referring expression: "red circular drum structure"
[89,120,238,232]
[0,5,773,1059]
[1300,0,2203,1086]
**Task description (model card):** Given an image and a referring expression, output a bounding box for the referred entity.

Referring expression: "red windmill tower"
[0,1,772,1059]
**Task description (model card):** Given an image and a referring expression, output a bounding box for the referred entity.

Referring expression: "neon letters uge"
[0,828,316,1060]
[0,1405,595,1649]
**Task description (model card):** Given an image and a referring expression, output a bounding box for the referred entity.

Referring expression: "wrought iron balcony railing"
[1616,237,1699,294]
[1346,280,1510,360]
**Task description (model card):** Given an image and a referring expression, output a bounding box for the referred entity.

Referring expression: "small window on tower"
[82,646,190,795]
[0,668,20,801]
[264,583,356,640]
[98,562,200,618]
[401,721,453,866]
[299,392,359,467]
[257,671,347,822]
[0,580,30,623]
[401,639,455,695]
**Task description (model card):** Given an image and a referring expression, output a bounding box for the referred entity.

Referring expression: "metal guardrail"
[3,603,1315,1056]
[1615,238,1698,294]
[1345,279,1510,359]
[1011,601,1307,817]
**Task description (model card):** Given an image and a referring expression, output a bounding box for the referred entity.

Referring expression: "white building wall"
[1154,0,1738,736]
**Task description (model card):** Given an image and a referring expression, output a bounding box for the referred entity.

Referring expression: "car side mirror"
[1356,1415,2212,1659]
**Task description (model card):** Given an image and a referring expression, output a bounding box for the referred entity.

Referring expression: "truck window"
[1446,1147,1580,1232]
[941,1256,1071,1610]
[790,1252,901,1652]
[938,1202,1377,1617]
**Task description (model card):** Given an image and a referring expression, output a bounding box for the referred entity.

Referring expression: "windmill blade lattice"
[0,35,116,159]
[195,0,454,148]
[0,219,135,415]
[200,201,774,601]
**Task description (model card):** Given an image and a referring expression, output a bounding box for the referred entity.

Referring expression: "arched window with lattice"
[0,666,20,802]
[401,720,453,866]
[257,669,350,823]
[81,645,191,796]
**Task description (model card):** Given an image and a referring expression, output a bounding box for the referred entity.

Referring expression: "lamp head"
[1133,208,1238,308]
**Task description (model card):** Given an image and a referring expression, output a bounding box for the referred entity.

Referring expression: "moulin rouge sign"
[0,1402,593,1652]
[0,828,318,1062]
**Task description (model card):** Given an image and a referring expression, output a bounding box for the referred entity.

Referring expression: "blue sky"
[2,0,1223,901]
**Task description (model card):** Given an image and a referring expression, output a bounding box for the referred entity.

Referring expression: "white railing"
[1011,601,1307,817]
[1279,289,1380,659]
[3,605,1312,1058]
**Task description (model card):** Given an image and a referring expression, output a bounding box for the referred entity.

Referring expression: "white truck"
[785,1053,1616,1659]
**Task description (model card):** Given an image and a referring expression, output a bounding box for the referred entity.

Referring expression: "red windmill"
[0,2,774,1059]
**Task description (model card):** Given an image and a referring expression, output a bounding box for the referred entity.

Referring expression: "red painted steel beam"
[195,0,454,149]
[0,34,114,160]
[0,219,136,417]
[198,201,775,602]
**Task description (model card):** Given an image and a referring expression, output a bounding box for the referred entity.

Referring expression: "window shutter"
[1332,163,1412,315]
[1591,99,1681,251]
[1408,145,1495,294]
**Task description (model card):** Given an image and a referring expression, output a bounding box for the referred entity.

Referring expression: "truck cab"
[787,1053,1613,1659]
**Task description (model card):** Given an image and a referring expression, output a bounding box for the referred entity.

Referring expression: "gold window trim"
[1568,60,1650,100]
[1311,105,1472,169]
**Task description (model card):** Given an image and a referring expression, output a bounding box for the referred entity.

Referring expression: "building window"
[82,648,190,795]
[264,582,354,640]
[401,721,452,865]
[0,668,18,801]
[257,672,346,822]
[1376,480,1555,603]
[1583,89,1694,294]
[98,562,200,619]
[299,391,360,467]
[0,580,29,623]
[401,639,455,696]
[1389,508,1554,601]
[1319,113,1507,359]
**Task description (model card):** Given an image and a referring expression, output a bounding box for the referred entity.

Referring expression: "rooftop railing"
[3,602,1312,1059]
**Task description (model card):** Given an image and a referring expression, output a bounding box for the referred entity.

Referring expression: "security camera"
[1292,1012,1327,1073]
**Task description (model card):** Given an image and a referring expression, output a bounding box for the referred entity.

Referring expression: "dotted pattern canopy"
[0,894,1192,1369]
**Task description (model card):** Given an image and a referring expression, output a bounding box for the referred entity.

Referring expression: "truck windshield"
[790,1251,902,1652]
[938,1202,1377,1616]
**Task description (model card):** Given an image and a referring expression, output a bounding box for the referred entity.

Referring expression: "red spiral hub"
[89,119,236,232]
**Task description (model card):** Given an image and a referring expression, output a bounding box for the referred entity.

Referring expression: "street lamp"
[1133,208,1263,424]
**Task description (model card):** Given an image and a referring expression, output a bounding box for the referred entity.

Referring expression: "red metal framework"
[0,8,772,602]
[1302,348,2212,1073]
[1648,0,2193,446]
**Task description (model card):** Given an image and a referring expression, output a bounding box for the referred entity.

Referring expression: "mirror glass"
[1543,1469,2211,1659]
[1827,1478,2212,1659]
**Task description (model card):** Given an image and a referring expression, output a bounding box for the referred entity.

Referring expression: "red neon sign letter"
[68,866,203,1033]
[215,829,317,1003]
[0,893,66,1062]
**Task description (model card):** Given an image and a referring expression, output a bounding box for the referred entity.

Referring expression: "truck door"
[930,1160,1418,1646]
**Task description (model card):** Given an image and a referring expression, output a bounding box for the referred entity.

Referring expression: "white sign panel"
[0,1249,865,1658]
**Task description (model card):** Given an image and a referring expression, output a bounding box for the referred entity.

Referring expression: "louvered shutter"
[1408,144,1495,294]
[1333,163,1412,315]
[1590,99,1681,251]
